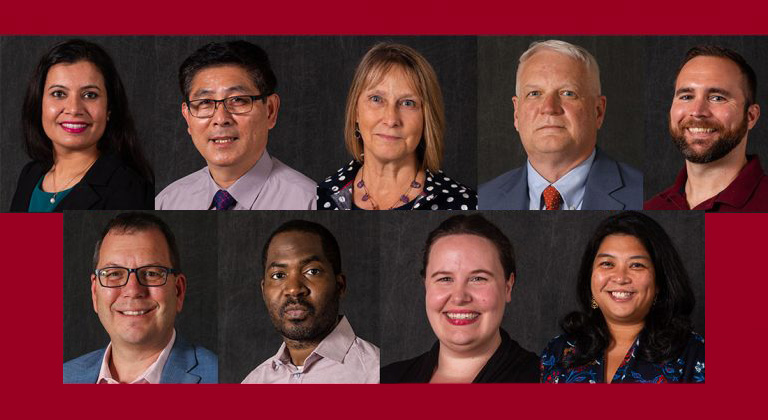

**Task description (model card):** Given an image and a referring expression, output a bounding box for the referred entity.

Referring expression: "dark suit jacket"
[478,148,643,210]
[63,334,218,384]
[10,153,153,212]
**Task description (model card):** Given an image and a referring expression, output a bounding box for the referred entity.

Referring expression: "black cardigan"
[380,328,540,383]
[10,153,154,212]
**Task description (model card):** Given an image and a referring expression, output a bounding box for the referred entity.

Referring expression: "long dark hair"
[561,211,695,366]
[22,39,153,181]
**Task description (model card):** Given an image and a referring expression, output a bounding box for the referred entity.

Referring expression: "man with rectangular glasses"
[63,212,218,383]
[155,40,316,210]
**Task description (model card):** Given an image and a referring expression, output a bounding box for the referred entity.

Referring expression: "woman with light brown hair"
[317,43,476,210]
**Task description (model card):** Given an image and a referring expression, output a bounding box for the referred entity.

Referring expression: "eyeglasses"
[94,265,180,288]
[185,94,271,118]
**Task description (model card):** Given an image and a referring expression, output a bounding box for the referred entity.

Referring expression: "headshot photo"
[478,37,644,210]
[5,39,154,212]
[316,42,477,210]
[378,211,704,383]
[63,211,218,383]
[218,211,380,383]
[643,37,768,211]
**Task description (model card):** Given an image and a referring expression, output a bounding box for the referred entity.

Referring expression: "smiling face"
[591,234,656,327]
[262,231,345,343]
[513,50,605,165]
[424,234,513,355]
[91,229,186,350]
[42,61,108,156]
[356,65,424,165]
[181,65,279,176]
[669,56,760,164]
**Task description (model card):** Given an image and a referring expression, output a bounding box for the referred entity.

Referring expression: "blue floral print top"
[541,332,704,383]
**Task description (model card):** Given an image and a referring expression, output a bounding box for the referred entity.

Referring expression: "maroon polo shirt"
[644,155,768,212]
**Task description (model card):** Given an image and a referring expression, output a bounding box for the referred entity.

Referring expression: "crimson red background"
[2,0,766,417]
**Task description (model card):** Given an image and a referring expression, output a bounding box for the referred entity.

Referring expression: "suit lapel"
[583,150,626,210]
[503,166,530,210]
[160,335,202,384]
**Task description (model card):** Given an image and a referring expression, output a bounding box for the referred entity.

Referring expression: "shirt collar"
[664,155,765,210]
[97,329,176,384]
[205,150,273,210]
[271,316,356,369]
[527,149,596,210]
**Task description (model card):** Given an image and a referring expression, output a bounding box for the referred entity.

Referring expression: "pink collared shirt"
[97,329,176,384]
[241,316,380,384]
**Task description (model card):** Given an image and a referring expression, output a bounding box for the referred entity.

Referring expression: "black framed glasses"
[185,94,271,118]
[94,265,180,288]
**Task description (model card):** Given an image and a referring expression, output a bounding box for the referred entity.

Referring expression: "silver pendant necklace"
[49,159,97,204]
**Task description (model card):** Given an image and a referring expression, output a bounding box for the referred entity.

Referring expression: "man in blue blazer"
[479,40,642,210]
[63,212,217,384]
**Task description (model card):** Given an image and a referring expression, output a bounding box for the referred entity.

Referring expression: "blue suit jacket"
[479,149,643,210]
[63,335,218,384]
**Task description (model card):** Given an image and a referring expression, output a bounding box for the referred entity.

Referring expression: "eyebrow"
[98,261,167,268]
[190,85,251,98]
[429,269,495,278]
[47,84,102,91]
[267,255,324,270]
[674,86,733,97]
[595,253,650,260]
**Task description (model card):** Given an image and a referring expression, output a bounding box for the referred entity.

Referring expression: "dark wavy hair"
[421,214,515,281]
[561,211,695,366]
[22,39,153,181]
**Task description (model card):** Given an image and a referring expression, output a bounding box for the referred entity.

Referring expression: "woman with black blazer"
[10,39,153,212]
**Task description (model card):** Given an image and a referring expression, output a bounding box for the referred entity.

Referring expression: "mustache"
[678,119,724,131]
[279,297,315,317]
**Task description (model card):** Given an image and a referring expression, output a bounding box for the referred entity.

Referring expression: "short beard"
[669,115,748,164]
[268,295,340,344]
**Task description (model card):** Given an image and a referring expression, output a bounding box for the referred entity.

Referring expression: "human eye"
[100,268,123,278]
[142,268,164,278]
[677,94,693,101]
[270,271,287,280]
[469,276,488,283]
[369,95,383,104]
[629,261,648,269]
[435,276,452,283]
[82,91,99,99]
[400,99,417,107]
[709,95,726,102]
[597,260,614,268]
[50,90,66,99]
[228,96,249,105]
[304,267,323,276]
[561,90,577,98]
[526,90,541,98]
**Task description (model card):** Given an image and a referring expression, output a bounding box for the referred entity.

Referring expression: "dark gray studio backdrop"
[644,36,768,200]
[218,211,381,383]
[0,36,477,210]
[379,211,705,367]
[477,36,646,185]
[63,211,218,362]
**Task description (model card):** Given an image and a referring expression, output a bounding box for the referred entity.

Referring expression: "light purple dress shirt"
[155,151,316,210]
[241,316,380,384]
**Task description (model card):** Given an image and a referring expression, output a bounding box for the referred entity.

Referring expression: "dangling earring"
[354,122,362,140]
[591,296,598,309]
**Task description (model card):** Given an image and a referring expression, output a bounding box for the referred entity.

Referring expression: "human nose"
[382,102,401,127]
[211,100,234,125]
[63,94,85,115]
[122,271,148,297]
[540,92,563,115]
[284,272,309,297]
[612,266,631,284]
[689,97,712,118]
[449,281,472,305]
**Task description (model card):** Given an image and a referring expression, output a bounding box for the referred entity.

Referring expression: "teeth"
[62,123,87,129]
[446,312,479,320]
[611,291,632,299]
[687,127,716,133]
[122,310,148,316]
[212,138,235,143]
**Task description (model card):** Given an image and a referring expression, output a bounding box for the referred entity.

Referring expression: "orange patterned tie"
[542,185,562,210]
